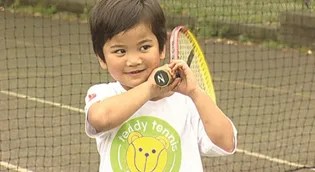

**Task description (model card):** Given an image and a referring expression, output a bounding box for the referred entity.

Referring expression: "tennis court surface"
[1,2,314,172]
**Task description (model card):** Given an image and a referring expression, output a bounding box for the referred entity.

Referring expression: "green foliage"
[8,0,57,15]
[262,40,288,49]
[238,35,250,43]
[160,0,306,38]
[6,0,314,50]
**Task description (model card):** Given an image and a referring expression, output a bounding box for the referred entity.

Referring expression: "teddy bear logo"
[126,131,170,172]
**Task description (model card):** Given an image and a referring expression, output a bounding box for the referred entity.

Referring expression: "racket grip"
[154,70,172,87]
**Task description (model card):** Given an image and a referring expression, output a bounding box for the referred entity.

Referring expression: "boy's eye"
[140,45,152,52]
[113,49,126,55]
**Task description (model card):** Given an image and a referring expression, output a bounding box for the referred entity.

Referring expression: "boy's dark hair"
[90,0,167,62]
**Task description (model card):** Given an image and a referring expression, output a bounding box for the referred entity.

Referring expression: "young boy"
[85,0,237,171]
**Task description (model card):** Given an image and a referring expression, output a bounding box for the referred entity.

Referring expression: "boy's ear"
[98,56,107,70]
[160,45,166,60]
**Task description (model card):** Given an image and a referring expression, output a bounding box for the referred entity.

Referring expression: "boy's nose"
[126,54,142,66]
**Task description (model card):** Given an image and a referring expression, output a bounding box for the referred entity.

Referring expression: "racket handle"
[154,70,172,87]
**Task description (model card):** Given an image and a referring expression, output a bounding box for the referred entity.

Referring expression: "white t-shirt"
[84,82,237,172]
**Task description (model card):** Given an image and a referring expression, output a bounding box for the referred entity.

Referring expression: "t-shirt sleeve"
[84,83,119,138]
[188,97,238,157]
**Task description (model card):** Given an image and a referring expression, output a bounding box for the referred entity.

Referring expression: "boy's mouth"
[127,69,145,74]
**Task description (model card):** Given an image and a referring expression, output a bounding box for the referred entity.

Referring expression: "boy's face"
[99,22,165,90]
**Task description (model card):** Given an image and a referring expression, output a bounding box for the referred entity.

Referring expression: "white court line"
[0,90,84,113]
[1,90,314,171]
[236,149,315,171]
[214,77,314,99]
[0,161,33,172]
[0,90,83,172]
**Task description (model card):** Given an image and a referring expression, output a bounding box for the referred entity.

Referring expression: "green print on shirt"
[110,116,181,172]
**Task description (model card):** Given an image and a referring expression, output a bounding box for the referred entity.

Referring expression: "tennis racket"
[154,26,216,103]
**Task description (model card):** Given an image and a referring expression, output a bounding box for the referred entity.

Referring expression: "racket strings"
[177,32,208,93]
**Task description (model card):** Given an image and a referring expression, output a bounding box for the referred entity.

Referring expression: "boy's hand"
[170,60,200,98]
[147,60,200,99]
[146,64,180,99]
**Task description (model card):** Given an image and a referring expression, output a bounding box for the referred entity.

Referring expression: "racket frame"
[170,26,216,102]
